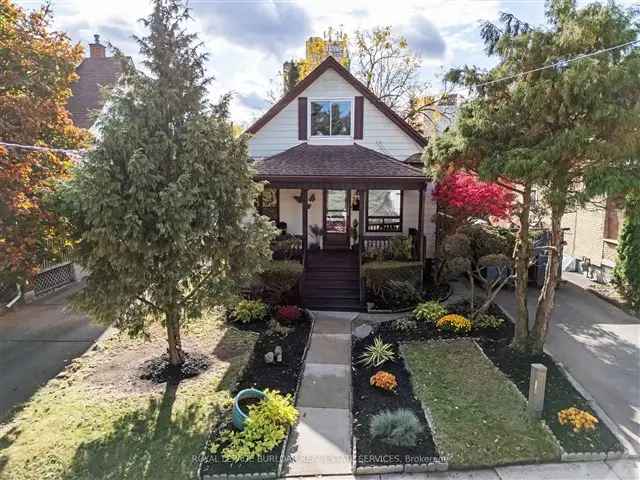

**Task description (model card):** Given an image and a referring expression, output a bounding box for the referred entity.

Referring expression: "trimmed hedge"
[361,261,422,291]
[256,260,303,304]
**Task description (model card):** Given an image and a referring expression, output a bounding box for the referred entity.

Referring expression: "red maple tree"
[433,171,514,226]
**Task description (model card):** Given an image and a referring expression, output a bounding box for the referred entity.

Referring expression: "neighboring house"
[67,34,125,130]
[562,197,625,282]
[247,56,435,310]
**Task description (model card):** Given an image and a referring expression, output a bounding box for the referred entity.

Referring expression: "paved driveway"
[496,281,640,455]
[0,285,106,422]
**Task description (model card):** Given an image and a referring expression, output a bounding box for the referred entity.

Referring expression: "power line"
[447,38,640,95]
[0,141,88,157]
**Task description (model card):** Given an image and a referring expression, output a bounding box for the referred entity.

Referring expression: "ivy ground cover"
[402,339,560,468]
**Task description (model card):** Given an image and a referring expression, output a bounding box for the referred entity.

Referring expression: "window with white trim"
[310,100,351,136]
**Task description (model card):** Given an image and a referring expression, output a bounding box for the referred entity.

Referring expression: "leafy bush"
[413,301,448,323]
[474,312,504,330]
[221,389,298,462]
[558,407,599,433]
[276,305,303,322]
[389,236,413,261]
[232,299,269,324]
[391,317,418,332]
[257,260,303,304]
[369,408,423,447]
[370,371,398,392]
[436,314,472,333]
[377,280,422,309]
[359,336,395,367]
[362,261,422,293]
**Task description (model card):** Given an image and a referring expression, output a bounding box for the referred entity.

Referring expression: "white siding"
[279,189,324,246]
[248,69,423,160]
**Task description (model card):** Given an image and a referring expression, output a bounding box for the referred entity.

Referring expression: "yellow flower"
[436,314,472,333]
[557,407,598,432]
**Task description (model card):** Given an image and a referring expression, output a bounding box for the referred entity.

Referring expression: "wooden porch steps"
[303,250,362,312]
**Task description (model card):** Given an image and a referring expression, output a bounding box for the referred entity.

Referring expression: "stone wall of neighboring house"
[562,197,624,280]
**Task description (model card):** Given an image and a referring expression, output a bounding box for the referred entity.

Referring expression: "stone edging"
[276,310,317,477]
[199,312,317,480]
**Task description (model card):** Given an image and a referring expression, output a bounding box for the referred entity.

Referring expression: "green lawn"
[402,339,560,469]
[0,311,256,480]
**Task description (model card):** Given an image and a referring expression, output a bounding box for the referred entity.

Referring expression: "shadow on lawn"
[63,382,206,480]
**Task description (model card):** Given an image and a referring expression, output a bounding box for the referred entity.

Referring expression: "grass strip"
[402,339,560,468]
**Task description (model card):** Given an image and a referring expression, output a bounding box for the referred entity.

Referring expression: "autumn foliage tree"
[0,0,89,286]
[433,171,514,232]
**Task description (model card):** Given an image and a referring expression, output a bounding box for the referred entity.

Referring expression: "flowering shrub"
[370,371,398,392]
[558,407,599,432]
[276,305,303,322]
[436,314,472,333]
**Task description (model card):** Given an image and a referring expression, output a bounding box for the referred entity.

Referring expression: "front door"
[324,189,349,250]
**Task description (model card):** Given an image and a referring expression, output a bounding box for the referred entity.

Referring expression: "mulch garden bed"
[200,313,312,479]
[352,335,437,469]
[479,339,623,455]
[352,301,514,471]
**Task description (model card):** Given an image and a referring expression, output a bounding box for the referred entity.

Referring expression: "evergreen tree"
[613,193,640,309]
[429,0,640,352]
[60,0,276,365]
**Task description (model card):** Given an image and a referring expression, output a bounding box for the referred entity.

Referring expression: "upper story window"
[310,100,351,136]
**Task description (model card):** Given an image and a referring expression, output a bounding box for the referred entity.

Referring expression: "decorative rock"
[404,463,429,473]
[264,352,274,364]
[427,462,437,472]
[353,324,373,339]
[435,461,448,471]
[274,346,283,363]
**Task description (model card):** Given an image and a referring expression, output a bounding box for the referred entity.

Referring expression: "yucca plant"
[359,336,395,367]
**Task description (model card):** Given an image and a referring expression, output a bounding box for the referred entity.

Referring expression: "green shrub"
[378,280,422,309]
[359,336,395,367]
[474,313,504,330]
[362,261,422,293]
[391,318,418,333]
[370,408,423,447]
[257,260,303,303]
[389,236,414,261]
[232,299,269,324]
[221,390,298,462]
[413,301,448,323]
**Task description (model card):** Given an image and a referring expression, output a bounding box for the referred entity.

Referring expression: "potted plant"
[309,224,324,251]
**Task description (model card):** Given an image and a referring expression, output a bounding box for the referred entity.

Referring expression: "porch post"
[301,188,308,267]
[358,189,366,307]
[417,185,426,291]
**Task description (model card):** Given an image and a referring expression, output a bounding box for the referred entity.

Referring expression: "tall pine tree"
[60,0,276,365]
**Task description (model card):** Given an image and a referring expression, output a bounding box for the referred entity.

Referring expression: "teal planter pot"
[233,388,265,430]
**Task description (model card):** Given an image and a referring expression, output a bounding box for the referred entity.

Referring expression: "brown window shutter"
[298,97,307,140]
[354,96,364,139]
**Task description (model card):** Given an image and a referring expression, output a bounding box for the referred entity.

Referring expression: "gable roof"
[246,56,428,148]
[67,57,125,129]
[254,143,425,179]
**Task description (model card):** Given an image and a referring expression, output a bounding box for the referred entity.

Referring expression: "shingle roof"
[254,143,426,179]
[67,57,124,128]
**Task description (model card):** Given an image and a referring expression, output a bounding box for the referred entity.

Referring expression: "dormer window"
[310,100,351,136]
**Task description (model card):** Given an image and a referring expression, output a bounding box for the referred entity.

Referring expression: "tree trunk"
[531,194,566,353]
[510,184,532,351]
[468,270,475,312]
[474,273,513,318]
[166,308,185,366]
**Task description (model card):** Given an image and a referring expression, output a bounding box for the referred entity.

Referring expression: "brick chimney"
[89,34,106,58]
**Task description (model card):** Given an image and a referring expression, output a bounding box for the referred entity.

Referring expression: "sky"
[15,0,640,126]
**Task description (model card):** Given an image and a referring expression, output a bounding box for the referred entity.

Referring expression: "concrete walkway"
[495,282,640,456]
[0,284,106,423]
[284,311,357,476]
[285,458,639,479]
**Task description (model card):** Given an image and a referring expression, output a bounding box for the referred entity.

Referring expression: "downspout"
[6,283,22,310]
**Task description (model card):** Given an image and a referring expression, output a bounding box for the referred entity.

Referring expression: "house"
[247,56,436,310]
[67,34,126,130]
[562,197,625,282]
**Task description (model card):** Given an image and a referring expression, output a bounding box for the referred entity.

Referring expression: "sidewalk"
[283,311,358,476]
[285,458,639,479]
